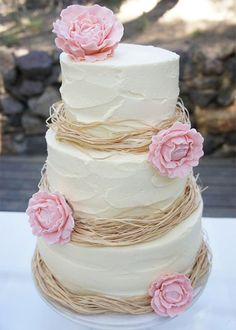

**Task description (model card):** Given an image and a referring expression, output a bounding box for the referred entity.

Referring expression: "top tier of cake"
[60,43,179,125]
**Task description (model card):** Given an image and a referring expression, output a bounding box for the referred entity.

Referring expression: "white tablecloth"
[0,212,235,330]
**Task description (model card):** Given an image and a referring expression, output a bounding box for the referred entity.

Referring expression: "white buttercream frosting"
[37,202,203,297]
[60,43,179,125]
[39,42,205,300]
[46,129,187,218]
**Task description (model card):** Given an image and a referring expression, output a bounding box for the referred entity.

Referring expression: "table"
[0,212,235,330]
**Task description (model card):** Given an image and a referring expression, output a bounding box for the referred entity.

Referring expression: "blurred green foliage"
[0,11,44,47]
[27,16,44,32]
[2,33,20,47]
[191,29,202,38]
[135,13,150,32]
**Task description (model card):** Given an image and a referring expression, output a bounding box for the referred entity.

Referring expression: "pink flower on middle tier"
[148,122,204,178]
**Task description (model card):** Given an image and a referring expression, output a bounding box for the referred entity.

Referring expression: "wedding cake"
[27,4,211,318]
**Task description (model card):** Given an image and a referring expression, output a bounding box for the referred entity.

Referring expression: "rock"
[2,133,27,154]
[217,44,236,60]
[0,78,5,95]
[203,42,236,61]
[195,104,236,135]
[175,48,196,81]
[26,0,49,9]
[189,90,217,107]
[217,88,234,107]
[203,134,224,155]
[3,68,17,88]
[212,144,236,158]
[190,47,205,63]
[227,132,236,145]
[226,56,236,83]
[18,79,44,98]
[7,79,44,101]
[180,61,195,81]
[46,65,61,85]
[1,134,12,153]
[190,77,221,90]
[3,132,46,154]
[51,49,62,64]
[25,135,47,154]
[0,95,23,115]
[16,51,52,80]
[13,133,27,153]
[179,93,194,113]
[22,112,46,135]
[0,46,15,76]
[6,113,22,128]
[189,113,196,128]
[28,87,60,118]
[189,47,205,72]
[179,57,195,81]
[0,46,15,95]
[179,81,188,94]
[203,59,223,75]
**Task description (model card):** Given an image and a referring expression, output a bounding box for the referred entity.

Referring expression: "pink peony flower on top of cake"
[149,273,193,317]
[26,191,74,245]
[52,4,124,62]
[148,122,204,178]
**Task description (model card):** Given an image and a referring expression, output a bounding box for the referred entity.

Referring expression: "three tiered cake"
[27,4,211,319]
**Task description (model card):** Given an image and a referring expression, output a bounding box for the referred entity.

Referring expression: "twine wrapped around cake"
[47,99,190,153]
[32,240,211,315]
[39,167,201,247]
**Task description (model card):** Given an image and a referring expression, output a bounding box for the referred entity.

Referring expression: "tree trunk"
[124,0,179,38]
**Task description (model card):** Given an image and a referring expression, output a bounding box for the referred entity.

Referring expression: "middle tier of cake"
[46,129,188,218]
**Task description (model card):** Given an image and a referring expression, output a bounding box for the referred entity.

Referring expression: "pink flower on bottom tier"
[148,122,204,178]
[149,273,193,317]
[52,4,124,62]
[26,191,74,245]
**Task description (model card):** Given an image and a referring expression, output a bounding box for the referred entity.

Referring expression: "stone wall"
[0,45,236,156]
[177,44,236,156]
[0,47,61,154]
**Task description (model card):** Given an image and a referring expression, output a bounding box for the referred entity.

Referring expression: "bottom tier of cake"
[37,202,203,298]
[34,263,210,327]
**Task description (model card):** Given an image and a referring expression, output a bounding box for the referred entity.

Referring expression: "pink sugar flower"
[149,273,193,317]
[148,122,204,178]
[52,4,124,62]
[26,191,74,245]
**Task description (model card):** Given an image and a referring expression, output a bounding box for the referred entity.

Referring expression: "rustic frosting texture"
[46,129,187,218]
[37,202,202,297]
[37,42,206,304]
[60,43,179,125]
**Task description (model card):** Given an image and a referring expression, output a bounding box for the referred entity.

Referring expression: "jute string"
[39,168,200,247]
[32,240,211,315]
[47,99,190,153]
